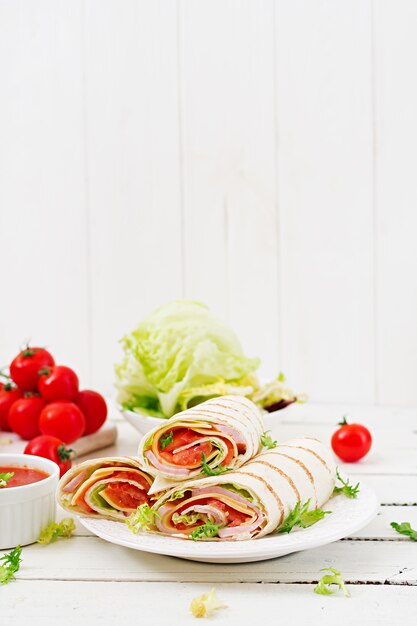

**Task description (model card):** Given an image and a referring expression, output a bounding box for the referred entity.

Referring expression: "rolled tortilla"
[137,395,265,494]
[57,457,154,521]
[143,437,336,540]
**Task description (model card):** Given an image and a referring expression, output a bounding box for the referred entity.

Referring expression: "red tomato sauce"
[0,465,49,488]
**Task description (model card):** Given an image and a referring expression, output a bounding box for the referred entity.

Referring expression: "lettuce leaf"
[250,372,306,410]
[172,512,204,526]
[89,485,116,512]
[190,588,227,618]
[115,301,260,418]
[220,483,254,503]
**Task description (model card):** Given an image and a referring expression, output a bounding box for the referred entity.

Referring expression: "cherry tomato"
[38,365,79,402]
[8,395,45,440]
[39,401,85,443]
[331,417,372,462]
[24,435,72,477]
[10,347,55,391]
[0,385,23,431]
[76,390,107,435]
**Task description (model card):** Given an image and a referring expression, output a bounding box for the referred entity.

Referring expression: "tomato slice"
[161,441,213,466]
[222,440,235,465]
[102,482,148,509]
[159,428,198,452]
[75,498,94,514]
[110,471,150,490]
[158,427,236,468]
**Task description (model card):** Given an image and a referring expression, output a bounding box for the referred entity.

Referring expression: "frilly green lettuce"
[115,300,260,418]
[115,300,304,418]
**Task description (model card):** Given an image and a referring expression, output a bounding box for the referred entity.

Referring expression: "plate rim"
[78,482,379,563]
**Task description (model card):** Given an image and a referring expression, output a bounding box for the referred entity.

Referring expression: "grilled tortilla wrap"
[57,457,154,521]
[145,437,336,540]
[137,395,265,494]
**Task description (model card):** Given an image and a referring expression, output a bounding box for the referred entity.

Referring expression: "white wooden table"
[2,404,417,625]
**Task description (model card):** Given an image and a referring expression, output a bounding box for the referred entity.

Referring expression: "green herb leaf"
[37,518,76,544]
[333,469,360,498]
[0,545,22,585]
[0,472,14,488]
[201,453,231,477]
[390,521,417,541]
[126,503,160,533]
[260,431,277,449]
[159,431,173,450]
[190,520,221,541]
[314,567,350,597]
[278,499,331,534]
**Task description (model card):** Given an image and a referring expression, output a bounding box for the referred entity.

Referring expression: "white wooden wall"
[0,0,416,407]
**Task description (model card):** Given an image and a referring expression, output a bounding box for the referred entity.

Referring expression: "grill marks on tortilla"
[265,451,318,506]
[207,398,264,430]
[283,445,332,474]
[245,459,301,501]
[234,469,285,527]
[175,400,262,456]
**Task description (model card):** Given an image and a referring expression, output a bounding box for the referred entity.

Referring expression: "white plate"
[79,483,378,563]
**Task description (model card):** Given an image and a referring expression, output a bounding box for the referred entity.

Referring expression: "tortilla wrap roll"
[57,457,154,521]
[140,437,336,540]
[137,395,265,494]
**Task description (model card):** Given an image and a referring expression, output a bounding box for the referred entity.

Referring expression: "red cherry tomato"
[8,395,45,440]
[76,390,107,435]
[331,417,372,462]
[24,435,72,477]
[38,365,79,402]
[39,401,85,443]
[0,385,23,431]
[10,347,55,391]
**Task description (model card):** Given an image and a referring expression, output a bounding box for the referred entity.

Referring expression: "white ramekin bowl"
[0,453,60,549]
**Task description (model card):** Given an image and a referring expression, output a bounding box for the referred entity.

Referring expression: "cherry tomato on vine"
[39,401,85,443]
[38,365,79,402]
[10,347,55,391]
[8,395,45,440]
[76,390,107,435]
[331,417,372,462]
[0,385,23,431]
[24,434,73,477]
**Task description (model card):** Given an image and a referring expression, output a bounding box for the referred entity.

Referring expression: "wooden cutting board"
[0,422,118,458]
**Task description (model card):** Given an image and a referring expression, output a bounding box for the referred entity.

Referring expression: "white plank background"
[0,0,416,407]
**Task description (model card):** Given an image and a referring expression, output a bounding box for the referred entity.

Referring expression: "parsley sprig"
[333,469,360,498]
[159,431,173,450]
[260,431,277,449]
[0,545,22,585]
[0,472,14,488]
[279,499,331,534]
[390,521,417,541]
[314,567,350,597]
[201,453,231,477]
[190,520,221,541]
